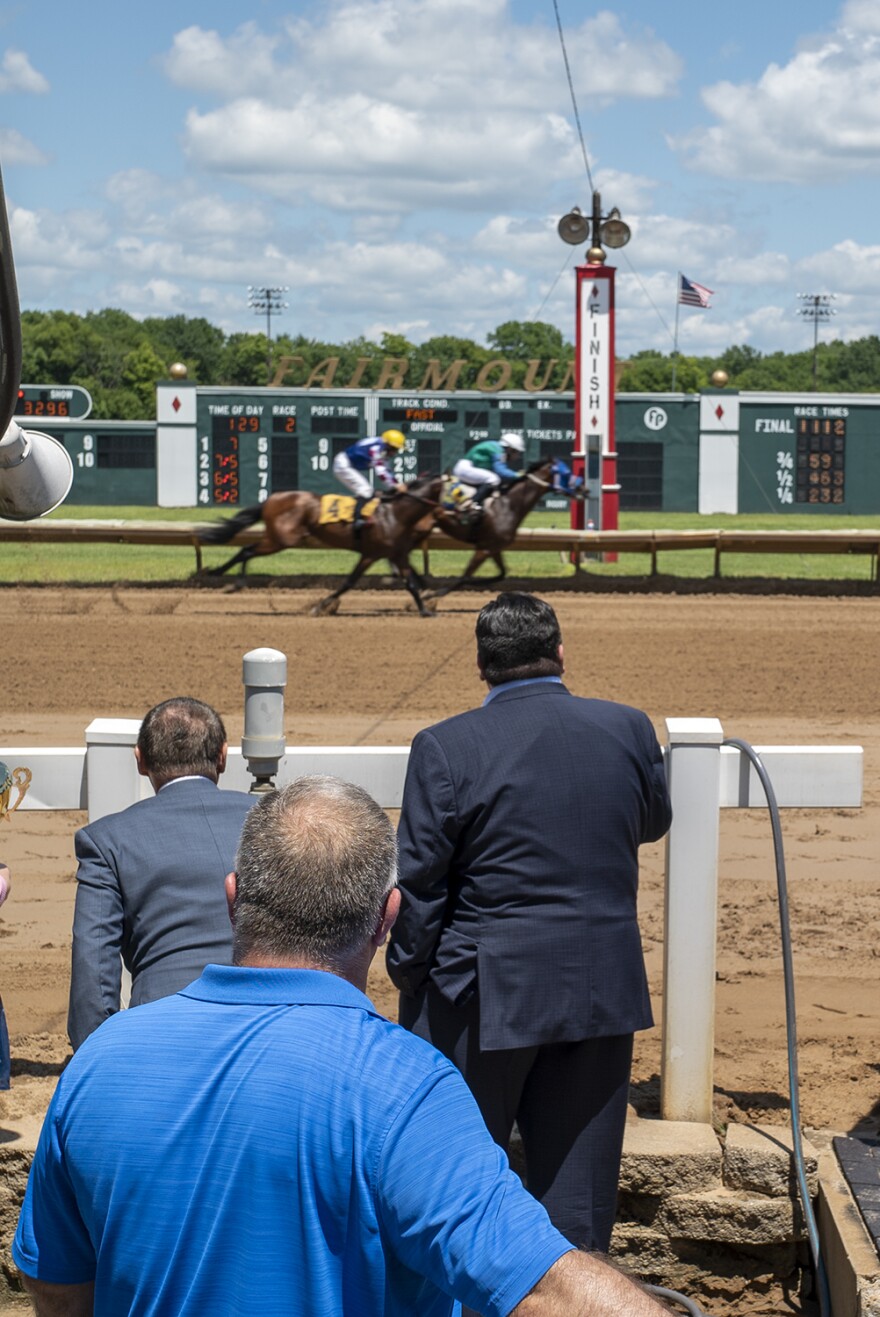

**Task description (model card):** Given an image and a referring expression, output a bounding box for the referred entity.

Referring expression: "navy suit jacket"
[386,682,671,1051]
[68,777,255,1050]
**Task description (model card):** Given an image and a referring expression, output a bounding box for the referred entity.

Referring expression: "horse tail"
[198,504,264,545]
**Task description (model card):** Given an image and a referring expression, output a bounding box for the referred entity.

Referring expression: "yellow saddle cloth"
[318,495,379,526]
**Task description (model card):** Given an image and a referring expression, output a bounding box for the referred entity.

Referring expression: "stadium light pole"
[248,286,289,385]
[797,293,836,392]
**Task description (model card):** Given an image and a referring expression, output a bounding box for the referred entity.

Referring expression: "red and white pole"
[572,261,619,537]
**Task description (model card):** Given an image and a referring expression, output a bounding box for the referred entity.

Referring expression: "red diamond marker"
[172,396,181,413]
[715,404,724,421]
[591,416,598,427]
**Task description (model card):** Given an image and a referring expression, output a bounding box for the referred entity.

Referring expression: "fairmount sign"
[269,356,576,393]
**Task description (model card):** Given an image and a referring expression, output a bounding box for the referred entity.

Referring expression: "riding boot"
[353,496,368,548]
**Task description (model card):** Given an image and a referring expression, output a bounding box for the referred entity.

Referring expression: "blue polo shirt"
[14,966,570,1316]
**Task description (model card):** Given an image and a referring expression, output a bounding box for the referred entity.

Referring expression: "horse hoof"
[420,598,438,616]
[312,598,340,616]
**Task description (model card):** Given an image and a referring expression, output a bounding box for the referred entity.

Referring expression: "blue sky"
[1,0,878,360]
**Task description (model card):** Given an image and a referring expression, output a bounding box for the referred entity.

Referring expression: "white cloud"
[0,126,47,166]
[798,238,880,292]
[0,49,48,95]
[672,13,880,182]
[162,23,280,97]
[10,205,109,270]
[166,2,680,214]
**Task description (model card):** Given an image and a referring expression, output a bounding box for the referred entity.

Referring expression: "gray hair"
[232,775,397,967]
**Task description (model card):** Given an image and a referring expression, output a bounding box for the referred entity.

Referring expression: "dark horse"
[198,475,443,617]
[425,457,584,600]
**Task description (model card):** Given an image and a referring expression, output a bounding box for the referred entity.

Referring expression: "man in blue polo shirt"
[14,776,666,1317]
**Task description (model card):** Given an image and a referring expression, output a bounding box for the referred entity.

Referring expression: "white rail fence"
[1,716,862,1123]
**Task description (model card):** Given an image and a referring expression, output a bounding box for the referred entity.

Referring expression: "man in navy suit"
[68,697,255,1051]
[386,593,671,1253]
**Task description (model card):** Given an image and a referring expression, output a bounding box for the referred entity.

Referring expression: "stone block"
[859,1280,880,1317]
[619,1117,722,1195]
[658,1186,806,1245]
[0,1117,41,1301]
[724,1122,818,1198]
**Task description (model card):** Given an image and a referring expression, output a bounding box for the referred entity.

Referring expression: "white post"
[661,717,724,1122]
[85,718,144,822]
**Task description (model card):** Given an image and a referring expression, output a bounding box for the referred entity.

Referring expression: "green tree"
[487,320,570,361]
[142,315,226,384]
[220,333,272,386]
[121,341,172,415]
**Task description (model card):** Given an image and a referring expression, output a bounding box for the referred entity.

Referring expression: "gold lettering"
[556,361,575,392]
[375,358,409,390]
[523,359,558,392]
[418,359,467,391]
[270,355,305,387]
[341,357,372,390]
[474,360,512,392]
[304,358,341,388]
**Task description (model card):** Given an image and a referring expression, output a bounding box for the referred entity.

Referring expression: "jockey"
[452,433,526,507]
[333,429,407,532]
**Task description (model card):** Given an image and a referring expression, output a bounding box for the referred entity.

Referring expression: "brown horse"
[425,458,584,600]
[198,475,443,616]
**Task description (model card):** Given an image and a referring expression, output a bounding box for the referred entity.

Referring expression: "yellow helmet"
[382,429,406,450]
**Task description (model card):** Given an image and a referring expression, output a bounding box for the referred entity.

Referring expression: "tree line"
[19,308,880,420]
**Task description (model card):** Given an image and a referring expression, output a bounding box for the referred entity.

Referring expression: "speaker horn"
[557,208,590,246]
[0,421,74,520]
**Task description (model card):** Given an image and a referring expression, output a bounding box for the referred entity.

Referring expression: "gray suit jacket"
[68,777,254,1050]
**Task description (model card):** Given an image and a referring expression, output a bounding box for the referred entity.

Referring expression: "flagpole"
[671,272,681,392]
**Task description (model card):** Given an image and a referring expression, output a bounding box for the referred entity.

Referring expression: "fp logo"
[644,407,668,432]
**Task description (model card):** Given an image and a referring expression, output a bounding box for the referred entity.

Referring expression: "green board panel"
[196,389,580,509]
[616,397,701,511]
[27,421,156,504]
[738,399,880,514]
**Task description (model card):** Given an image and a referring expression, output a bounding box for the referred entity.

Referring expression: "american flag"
[678,274,714,308]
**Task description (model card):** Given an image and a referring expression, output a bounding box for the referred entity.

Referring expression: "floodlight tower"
[248,286,289,385]
[557,191,630,537]
[797,293,836,392]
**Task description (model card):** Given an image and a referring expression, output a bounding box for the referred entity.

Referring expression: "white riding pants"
[333,453,373,499]
[451,460,500,489]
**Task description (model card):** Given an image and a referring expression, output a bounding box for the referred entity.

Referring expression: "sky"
[1,0,878,361]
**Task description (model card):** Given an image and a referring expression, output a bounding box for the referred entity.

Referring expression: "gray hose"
[646,1283,707,1315]
[722,738,832,1317]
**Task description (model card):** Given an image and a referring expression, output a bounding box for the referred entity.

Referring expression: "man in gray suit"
[68,696,255,1051]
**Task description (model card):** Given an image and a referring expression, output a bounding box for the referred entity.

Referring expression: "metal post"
[242,648,287,793]
[661,717,723,1122]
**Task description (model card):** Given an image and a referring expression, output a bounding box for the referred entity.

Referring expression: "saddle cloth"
[318,495,379,526]
[442,477,476,509]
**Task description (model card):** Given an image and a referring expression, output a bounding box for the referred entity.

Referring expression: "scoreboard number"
[796,417,845,505]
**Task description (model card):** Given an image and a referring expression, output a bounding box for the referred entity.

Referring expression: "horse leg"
[424,549,493,600]
[208,544,257,578]
[312,555,376,616]
[399,560,435,617]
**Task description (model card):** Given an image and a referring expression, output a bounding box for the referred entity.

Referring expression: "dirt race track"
[0,584,878,1279]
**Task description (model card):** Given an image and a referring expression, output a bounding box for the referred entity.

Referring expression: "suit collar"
[483,680,570,705]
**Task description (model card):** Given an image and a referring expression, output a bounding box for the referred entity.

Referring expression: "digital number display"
[210,417,242,504]
[272,416,297,434]
[16,385,92,419]
[381,407,459,423]
[796,418,845,504]
[17,390,70,417]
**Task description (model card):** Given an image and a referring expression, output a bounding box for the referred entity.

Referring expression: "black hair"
[475,593,563,687]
